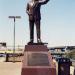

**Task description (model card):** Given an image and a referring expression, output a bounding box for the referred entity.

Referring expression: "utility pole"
[8,16,21,62]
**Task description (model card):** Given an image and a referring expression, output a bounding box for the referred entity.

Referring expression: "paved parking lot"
[0,62,22,75]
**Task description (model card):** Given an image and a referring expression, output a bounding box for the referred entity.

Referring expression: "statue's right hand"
[26,11,30,15]
[28,13,32,15]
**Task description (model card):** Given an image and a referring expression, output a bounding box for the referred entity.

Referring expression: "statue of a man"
[26,0,49,44]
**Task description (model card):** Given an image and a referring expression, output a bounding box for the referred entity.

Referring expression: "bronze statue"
[26,0,49,44]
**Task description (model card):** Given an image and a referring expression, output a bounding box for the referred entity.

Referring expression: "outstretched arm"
[39,0,49,5]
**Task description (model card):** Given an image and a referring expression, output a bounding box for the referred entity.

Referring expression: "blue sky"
[0,0,75,47]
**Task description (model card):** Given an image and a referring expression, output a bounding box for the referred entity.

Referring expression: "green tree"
[66,50,75,60]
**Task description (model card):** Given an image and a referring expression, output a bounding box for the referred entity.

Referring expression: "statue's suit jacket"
[26,0,49,21]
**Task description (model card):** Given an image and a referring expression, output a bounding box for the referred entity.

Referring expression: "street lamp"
[8,16,21,62]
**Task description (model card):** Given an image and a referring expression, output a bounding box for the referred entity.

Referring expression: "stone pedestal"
[21,44,56,75]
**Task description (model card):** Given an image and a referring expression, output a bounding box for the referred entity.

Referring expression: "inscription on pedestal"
[27,53,49,66]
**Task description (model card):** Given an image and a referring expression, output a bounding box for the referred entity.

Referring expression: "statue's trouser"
[29,20,41,42]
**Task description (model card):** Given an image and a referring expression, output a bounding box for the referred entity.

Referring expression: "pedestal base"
[21,44,56,75]
[22,67,56,75]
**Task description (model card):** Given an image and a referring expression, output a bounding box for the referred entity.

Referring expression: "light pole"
[8,16,21,62]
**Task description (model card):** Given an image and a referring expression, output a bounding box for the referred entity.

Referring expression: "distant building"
[49,46,75,52]
[0,42,7,51]
[0,42,6,47]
